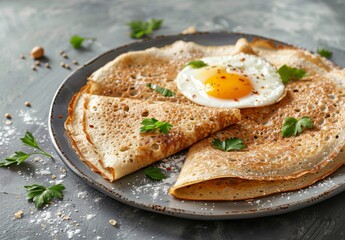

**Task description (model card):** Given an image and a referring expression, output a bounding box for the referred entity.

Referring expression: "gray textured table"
[1,0,345,239]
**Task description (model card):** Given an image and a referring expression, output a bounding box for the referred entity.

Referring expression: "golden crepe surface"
[65,87,240,181]
[88,40,246,102]
[65,86,113,180]
[171,147,345,200]
[84,93,239,180]
[170,40,345,200]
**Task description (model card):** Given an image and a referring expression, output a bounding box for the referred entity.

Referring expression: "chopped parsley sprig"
[144,167,166,181]
[129,19,163,39]
[147,83,175,97]
[70,35,96,49]
[277,65,306,84]
[281,116,314,137]
[140,118,172,135]
[184,60,208,69]
[25,183,65,208]
[212,137,246,152]
[317,48,333,59]
[0,131,52,167]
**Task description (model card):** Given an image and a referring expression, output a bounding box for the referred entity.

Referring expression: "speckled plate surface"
[49,32,345,220]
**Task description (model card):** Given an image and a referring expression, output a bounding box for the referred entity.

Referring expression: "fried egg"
[175,53,285,108]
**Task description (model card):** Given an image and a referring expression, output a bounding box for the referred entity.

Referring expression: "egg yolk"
[203,68,253,100]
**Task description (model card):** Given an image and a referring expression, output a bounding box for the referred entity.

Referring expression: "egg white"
[175,53,286,108]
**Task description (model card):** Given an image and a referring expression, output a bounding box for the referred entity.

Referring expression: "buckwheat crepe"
[170,40,345,200]
[65,86,240,181]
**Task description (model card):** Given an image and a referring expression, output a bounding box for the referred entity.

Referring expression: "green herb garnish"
[144,167,166,181]
[140,118,172,135]
[277,65,307,84]
[281,116,314,138]
[0,131,52,167]
[25,184,65,208]
[317,48,333,59]
[147,83,175,97]
[70,35,96,49]
[211,137,246,152]
[185,60,208,69]
[129,19,163,39]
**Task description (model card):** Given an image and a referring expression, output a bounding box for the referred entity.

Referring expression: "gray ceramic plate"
[49,32,345,220]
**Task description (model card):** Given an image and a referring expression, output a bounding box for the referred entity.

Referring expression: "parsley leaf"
[277,65,307,84]
[129,19,163,39]
[21,131,52,158]
[0,151,30,167]
[70,35,96,49]
[140,118,172,135]
[147,83,175,97]
[185,60,208,69]
[144,167,166,180]
[317,48,333,59]
[25,184,65,208]
[211,138,246,152]
[281,116,314,137]
[21,131,39,149]
[0,131,52,167]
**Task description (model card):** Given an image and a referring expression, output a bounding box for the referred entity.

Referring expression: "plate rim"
[48,31,345,220]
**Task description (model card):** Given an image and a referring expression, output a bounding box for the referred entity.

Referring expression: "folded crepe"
[170,42,345,200]
[65,87,240,181]
[170,147,345,200]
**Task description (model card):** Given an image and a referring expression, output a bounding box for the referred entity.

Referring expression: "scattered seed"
[60,62,65,67]
[62,53,68,59]
[63,215,70,220]
[51,174,57,179]
[45,63,51,68]
[64,63,70,69]
[30,46,44,59]
[25,101,31,107]
[5,113,11,119]
[31,65,37,71]
[5,120,12,125]
[56,211,62,216]
[72,60,79,65]
[20,54,26,60]
[35,60,41,66]
[14,210,24,219]
[181,26,197,35]
[109,219,117,226]
[59,51,65,56]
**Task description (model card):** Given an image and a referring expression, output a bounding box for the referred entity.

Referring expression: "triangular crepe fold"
[66,91,240,181]
[65,86,114,180]
[170,147,345,200]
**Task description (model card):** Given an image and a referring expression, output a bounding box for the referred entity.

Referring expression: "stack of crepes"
[65,37,345,200]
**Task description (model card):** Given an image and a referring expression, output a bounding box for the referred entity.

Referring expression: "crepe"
[65,85,113,180]
[65,88,240,181]
[88,40,251,102]
[170,147,345,200]
[170,40,345,200]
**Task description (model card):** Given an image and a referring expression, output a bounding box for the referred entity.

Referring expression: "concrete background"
[1,0,345,239]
